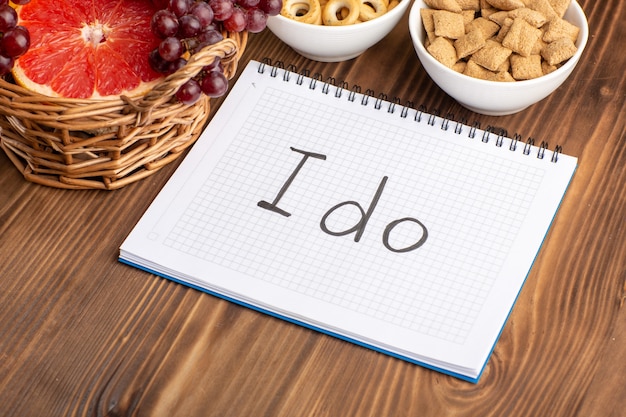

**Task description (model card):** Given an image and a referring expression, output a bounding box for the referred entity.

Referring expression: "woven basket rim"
[0,30,248,190]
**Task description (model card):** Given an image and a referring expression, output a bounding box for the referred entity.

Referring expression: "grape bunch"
[0,0,31,76]
[149,0,282,104]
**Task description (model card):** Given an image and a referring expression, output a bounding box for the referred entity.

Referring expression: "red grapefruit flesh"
[13,0,164,99]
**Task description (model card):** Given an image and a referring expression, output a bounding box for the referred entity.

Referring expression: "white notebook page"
[120,60,577,382]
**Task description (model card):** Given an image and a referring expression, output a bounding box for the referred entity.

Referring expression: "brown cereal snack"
[549,0,570,17]
[508,7,548,27]
[543,17,580,42]
[419,0,579,82]
[424,0,462,13]
[433,9,466,39]
[464,59,495,79]
[454,28,487,59]
[427,36,459,67]
[502,17,543,57]
[472,39,513,71]
[523,0,558,20]
[510,54,544,79]
[485,0,524,11]
[541,60,558,75]
[456,0,480,11]
[461,9,477,25]
[541,37,577,65]
[494,17,514,42]
[480,0,498,17]
[491,71,516,81]
[453,60,468,73]
[466,16,501,38]
[420,8,438,43]
[488,10,510,25]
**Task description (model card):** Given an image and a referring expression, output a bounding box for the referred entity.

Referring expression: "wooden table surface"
[1,1,624,416]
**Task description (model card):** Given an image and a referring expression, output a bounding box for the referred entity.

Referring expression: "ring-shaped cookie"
[281,0,323,25]
[358,0,387,21]
[322,0,361,26]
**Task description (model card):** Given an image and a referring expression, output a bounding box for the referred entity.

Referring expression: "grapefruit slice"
[12,0,164,99]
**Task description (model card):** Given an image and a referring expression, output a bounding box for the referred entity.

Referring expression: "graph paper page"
[120,60,577,381]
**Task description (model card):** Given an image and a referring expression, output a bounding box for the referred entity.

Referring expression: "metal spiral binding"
[260,58,565,163]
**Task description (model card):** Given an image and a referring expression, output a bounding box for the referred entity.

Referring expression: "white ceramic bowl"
[267,0,411,62]
[408,0,589,115]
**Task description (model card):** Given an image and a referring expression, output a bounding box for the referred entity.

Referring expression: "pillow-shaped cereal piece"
[433,10,466,39]
[524,0,558,20]
[421,8,438,43]
[453,60,467,73]
[543,17,580,43]
[511,54,544,79]
[494,17,514,42]
[457,0,480,11]
[427,36,459,67]
[461,9,476,25]
[488,11,510,26]
[502,18,543,57]
[541,37,577,65]
[480,0,498,18]
[508,7,547,27]
[464,59,496,80]
[542,60,558,75]
[472,39,513,71]
[491,71,516,81]
[424,0,462,13]
[549,0,569,17]
[531,36,548,55]
[454,28,486,59]
[466,17,501,38]
[495,55,510,72]
[485,0,524,10]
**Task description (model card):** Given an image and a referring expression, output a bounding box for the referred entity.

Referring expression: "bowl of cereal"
[267,0,411,62]
[409,0,589,115]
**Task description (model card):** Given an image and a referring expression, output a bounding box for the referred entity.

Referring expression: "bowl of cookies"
[267,0,411,62]
[409,0,589,115]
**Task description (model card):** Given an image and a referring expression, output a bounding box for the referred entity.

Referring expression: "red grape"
[158,36,184,61]
[149,48,171,73]
[246,8,267,33]
[0,5,17,33]
[145,0,284,102]
[0,53,14,76]
[176,79,203,104]
[259,0,282,16]
[223,7,246,32]
[0,26,30,58]
[237,0,260,8]
[190,2,214,27]
[209,0,234,21]
[178,14,202,38]
[167,57,187,74]
[200,70,228,97]
[151,9,179,38]
[168,0,192,17]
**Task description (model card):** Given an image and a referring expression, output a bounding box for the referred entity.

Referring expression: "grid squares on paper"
[163,84,545,345]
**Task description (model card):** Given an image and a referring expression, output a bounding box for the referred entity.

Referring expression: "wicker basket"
[0,31,247,190]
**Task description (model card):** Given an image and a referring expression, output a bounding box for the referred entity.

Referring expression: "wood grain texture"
[1,1,624,415]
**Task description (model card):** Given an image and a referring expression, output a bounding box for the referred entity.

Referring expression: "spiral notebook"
[119,59,577,383]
